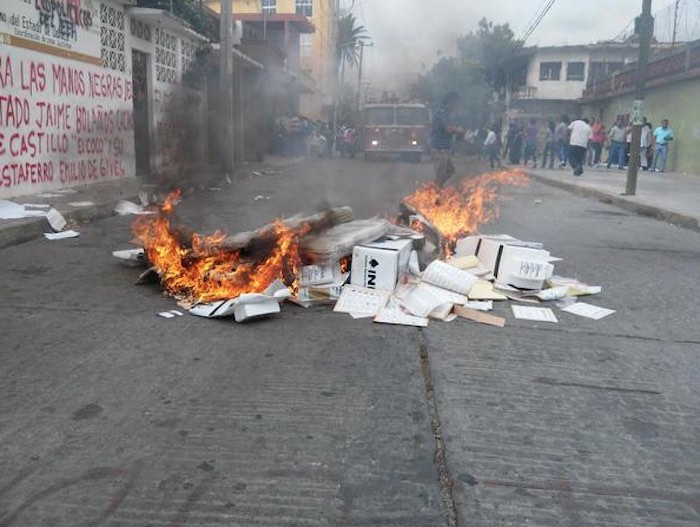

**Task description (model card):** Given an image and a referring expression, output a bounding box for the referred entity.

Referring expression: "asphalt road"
[0,155,699,526]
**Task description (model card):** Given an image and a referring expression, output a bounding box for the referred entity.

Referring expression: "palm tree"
[336,13,368,80]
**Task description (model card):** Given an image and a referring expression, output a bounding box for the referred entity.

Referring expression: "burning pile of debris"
[113,170,614,325]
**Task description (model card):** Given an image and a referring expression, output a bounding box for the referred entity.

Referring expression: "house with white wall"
[0,0,232,199]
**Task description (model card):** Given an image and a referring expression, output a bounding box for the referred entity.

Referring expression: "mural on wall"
[0,0,135,198]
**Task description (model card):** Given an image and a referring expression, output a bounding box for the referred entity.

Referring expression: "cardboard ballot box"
[457,235,553,290]
[351,238,413,292]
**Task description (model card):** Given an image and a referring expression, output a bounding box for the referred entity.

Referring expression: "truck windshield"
[396,107,430,126]
[364,107,396,126]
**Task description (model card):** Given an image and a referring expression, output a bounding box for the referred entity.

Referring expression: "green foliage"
[457,18,522,93]
[135,0,217,39]
[410,18,521,127]
[336,13,368,74]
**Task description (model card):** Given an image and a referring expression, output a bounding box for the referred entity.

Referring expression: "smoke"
[356,0,644,94]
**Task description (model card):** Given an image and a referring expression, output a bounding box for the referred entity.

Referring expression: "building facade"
[0,0,214,199]
[581,40,700,174]
[505,44,643,121]
[207,0,337,119]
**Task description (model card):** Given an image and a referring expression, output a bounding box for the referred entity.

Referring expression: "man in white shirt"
[483,125,502,169]
[568,118,593,176]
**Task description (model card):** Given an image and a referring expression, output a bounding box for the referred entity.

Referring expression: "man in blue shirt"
[651,119,674,172]
[432,92,462,187]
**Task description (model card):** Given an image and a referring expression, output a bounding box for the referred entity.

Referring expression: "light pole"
[625,0,653,196]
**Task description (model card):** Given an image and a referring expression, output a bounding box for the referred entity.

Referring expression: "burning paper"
[403,171,528,254]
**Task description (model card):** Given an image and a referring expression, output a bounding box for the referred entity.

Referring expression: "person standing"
[483,124,503,170]
[652,119,674,172]
[568,117,592,176]
[606,118,626,170]
[588,119,605,166]
[541,120,557,169]
[554,114,569,167]
[523,119,539,168]
[506,120,523,165]
[431,92,462,187]
[640,118,653,170]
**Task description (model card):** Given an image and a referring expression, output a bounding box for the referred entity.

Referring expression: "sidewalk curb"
[528,173,700,233]
[0,195,138,250]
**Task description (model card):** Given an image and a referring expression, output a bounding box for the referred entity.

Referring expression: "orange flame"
[404,170,528,253]
[132,190,308,303]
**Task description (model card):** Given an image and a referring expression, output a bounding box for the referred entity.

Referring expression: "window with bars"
[300,33,313,58]
[155,27,178,84]
[566,62,586,81]
[539,61,561,81]
[262,0,276,15]
[296,0,313,17]
[130,17,152,42]
[100,4,126,72]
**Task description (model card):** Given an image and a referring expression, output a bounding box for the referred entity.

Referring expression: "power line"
[520,0,557,44]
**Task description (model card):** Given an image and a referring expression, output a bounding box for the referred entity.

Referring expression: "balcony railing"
[583,40,700,99]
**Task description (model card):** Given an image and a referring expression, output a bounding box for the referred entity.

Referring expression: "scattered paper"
[468,281,508,301]
[375,306,429,327]
[253,194,271,201]
[422,260,479,295]
[562,302,615,320]
[45,208,67,231]
[44,230,80,240]
[333,285,390,317]
[399,282,464,318]
[68,201,95,207]
[113,248,146,261]
[23,203,51,210]
[300,263,340,286]
[158,310,184,318]
[36,193,63,198]
[446,255,479,270]
[138,190,150,206]
[0,200,47,219]
[114,200,154,216]
[547,276,601,296]
[464,301,493,311]
[511,305,558,323]
[54,188,78,194]
[535,286,570,301]
[454,306,506,327]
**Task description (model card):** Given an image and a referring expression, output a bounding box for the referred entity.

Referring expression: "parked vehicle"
[361,103,430,162]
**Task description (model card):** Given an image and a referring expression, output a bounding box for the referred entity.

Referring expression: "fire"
[405,170,528,252]
[132,190,309,304]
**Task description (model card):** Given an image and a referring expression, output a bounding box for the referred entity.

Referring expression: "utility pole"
[356,40,372,111]
[625,0,653,196]
[671,0,681,47]
[220,0,234,174]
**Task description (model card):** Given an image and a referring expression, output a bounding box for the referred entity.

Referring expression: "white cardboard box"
[457,235,552,289]
[350,238,413,292]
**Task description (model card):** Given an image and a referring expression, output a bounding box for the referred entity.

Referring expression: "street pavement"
[1,156,699,526]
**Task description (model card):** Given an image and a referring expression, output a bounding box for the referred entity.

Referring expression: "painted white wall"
[0,0,206,199]
[525,47,639,101]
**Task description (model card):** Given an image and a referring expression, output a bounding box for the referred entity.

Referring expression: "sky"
[348,0,679,93]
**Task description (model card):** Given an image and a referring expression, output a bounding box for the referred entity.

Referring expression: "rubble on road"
[113,171,612,326]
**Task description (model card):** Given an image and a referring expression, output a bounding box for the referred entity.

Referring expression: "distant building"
[206,0,338,119]
[581,39,700,174]
[504,43,645,120]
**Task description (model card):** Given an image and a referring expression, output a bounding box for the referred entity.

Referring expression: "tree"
[409,18,522,127]
[457,18,522,95]
[336,13,368,78]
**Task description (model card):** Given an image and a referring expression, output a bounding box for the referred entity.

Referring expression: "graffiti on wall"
[0,47,135,197]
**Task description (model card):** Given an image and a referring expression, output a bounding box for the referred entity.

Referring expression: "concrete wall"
[0,0,209,199]
[526,47,638,100]
[582,77,700,174]
[0,0,135,199]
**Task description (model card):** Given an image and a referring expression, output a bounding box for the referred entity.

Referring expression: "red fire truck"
[361,103,431,162]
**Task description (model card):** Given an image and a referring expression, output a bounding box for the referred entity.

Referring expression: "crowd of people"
[476,114,675,176]
[273,115,359,158]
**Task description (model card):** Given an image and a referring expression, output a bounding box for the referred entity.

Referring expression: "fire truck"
[361,103,431,162]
